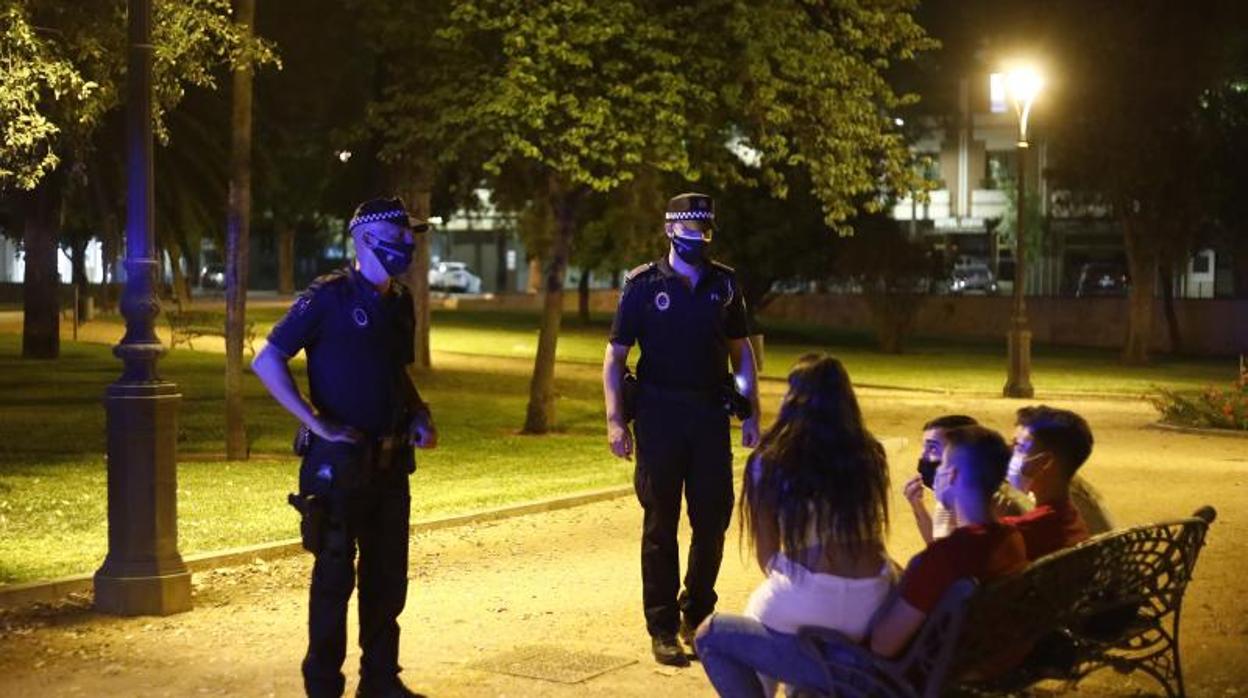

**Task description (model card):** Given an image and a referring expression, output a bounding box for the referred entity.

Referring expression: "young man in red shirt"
[1001,406,1096,560]
[872,425,1029,658]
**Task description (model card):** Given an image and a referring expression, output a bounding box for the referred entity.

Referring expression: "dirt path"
[2,391,1246,697]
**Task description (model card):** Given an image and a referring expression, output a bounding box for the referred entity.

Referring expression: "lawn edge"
[1145,421,1248,439]
[0,484,633,611]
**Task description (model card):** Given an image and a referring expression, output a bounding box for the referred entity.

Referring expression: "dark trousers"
[633,393,735,637]
[299,440,412,698]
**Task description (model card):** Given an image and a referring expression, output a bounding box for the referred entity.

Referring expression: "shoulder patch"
[623,262,656,284]
[304,268,350,294]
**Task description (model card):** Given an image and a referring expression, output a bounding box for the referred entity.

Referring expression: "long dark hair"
[741,354,890,566]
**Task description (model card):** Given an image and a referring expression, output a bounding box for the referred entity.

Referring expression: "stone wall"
[760,293,1248,357]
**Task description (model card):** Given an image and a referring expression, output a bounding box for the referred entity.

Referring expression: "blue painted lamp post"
[94,0,192,615]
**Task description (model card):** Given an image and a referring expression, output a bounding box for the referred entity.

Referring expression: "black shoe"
[355,679,426,698]
[652,634,691,667]
[679,621,699,659]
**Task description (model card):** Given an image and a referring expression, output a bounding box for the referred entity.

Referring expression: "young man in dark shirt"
[1001,406,1097,560]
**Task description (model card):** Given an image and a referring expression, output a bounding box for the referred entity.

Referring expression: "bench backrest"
[889,508,1214,696]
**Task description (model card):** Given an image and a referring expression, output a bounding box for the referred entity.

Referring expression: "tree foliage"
[0,0,278,192]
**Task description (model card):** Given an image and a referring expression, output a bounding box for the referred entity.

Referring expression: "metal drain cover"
[473,645,636,684]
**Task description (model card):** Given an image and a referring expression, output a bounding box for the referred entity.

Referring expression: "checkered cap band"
[349,209,409,230]
[664,210,715,222]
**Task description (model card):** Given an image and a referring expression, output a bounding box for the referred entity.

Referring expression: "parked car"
[200,263,226,290]
[948,259,998,294]
[1075,262,1128,297]
[429,261,483,294]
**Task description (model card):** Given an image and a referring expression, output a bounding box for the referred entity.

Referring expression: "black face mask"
[917,457,940,489]
[671,237,708,265]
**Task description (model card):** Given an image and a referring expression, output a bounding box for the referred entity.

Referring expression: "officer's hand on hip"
[410,419,438,450]
[742,414,761,448]
[607,418,634,460]
[311,417,361,444]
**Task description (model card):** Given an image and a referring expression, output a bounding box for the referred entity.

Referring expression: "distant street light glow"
[336,150,352,163]
[893,117,905,127]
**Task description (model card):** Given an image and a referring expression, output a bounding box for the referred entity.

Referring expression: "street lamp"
[994,64,1044,398]
[94,0,191,615]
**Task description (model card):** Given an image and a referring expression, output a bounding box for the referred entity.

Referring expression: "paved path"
[1,389,1244,696]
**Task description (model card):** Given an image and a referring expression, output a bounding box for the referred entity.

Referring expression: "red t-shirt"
[900,522,1028,613]
[1002,498,1090,561]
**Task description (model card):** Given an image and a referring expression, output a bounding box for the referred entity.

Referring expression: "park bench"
[795,506,1217,698]
[166,309,256,355]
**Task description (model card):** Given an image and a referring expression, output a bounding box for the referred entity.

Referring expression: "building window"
[983,150,1017,190]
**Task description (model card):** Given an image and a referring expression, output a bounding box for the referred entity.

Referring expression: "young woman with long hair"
[695,354,896,697]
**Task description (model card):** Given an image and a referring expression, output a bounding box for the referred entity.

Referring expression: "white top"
[743,553,896,639]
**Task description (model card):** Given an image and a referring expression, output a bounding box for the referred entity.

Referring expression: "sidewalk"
[1,475,1245,697]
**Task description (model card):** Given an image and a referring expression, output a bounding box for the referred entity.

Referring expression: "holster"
[287,492,327,554]
[721,374,753,420]
[621,368,639,423]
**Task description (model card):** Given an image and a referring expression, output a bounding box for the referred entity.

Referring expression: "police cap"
[349,196,430,234]
[664,192,715,240]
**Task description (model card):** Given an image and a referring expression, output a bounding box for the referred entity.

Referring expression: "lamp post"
[94,0,192,615]
[999,66,1043,399]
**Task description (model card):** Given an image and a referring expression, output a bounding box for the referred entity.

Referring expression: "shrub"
[1149,380,1248,431]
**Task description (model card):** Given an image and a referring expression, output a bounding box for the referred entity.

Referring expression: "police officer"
[252,197,437,698]
[602,192,761,666]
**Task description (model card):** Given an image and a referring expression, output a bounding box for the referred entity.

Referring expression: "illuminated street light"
[996,63,1044,399]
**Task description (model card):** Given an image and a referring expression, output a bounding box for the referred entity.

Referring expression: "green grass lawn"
[0,332,635,584]
[428,309,1237,395]
[0,307,1236,584]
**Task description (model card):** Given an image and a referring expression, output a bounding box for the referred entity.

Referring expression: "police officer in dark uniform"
[252,197,437,698]
[602,192,761,666]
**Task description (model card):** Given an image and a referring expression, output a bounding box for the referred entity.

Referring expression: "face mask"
[1007,453,1033,492]
[932,465,954,511]
[368,235,415,277]
[917,457,940,489]
[671,236,707,265]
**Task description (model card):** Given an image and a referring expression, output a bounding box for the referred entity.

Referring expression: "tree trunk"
[22,180,62,359]
[1122,217,1158,365]
[395,163,433,373]
[276,218,295,295]
[577,269,591,324]
[168,241,192,309]
[1159,259,1182,354]
[526,257,543,293]
[522,181,578,434]
[224,0,255,461]
[70,237,90,320]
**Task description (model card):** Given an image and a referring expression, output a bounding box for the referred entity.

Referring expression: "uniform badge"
[654,291,671,311]
[352,307,370,328]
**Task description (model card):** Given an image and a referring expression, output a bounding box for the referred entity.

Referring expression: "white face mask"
[1007,453,1033,492]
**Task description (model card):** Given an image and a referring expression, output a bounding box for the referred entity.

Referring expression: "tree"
[0,0,276,359]
[224,0,258,461]
[834,213,936,353]
[1040,0,1247,363]
[440,0,931,434]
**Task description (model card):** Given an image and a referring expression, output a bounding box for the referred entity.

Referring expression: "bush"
[1149,380,1248,431]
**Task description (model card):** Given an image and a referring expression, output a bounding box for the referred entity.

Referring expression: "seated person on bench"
[1003,405,1100,560]
[870,425,1029,660]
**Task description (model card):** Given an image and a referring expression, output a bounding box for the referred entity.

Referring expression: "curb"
[0,484,634,611]
[1145,421,1248,439]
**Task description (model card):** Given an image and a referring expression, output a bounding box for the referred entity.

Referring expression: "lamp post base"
[93,569,191,616]
[95,380,191,616]
[1003,325,1035,398]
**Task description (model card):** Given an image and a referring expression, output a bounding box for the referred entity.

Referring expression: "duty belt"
[638,382,719,404]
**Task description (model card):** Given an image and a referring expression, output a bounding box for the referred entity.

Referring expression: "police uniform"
[609,251,750,641]
[268,263,423,696]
